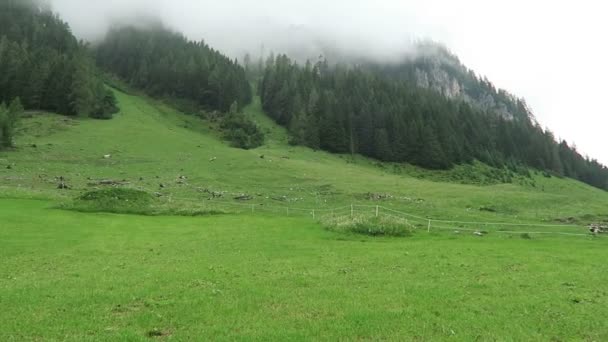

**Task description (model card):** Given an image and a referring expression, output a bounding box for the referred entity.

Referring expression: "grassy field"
[2,199,608,341]
[1,89,608,224]
[2,89,608,340]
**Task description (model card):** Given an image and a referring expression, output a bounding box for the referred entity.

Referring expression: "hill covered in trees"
[0,0,117,120]
[260,54,608,190]
[1,2,605,190]
[95,24,252,113]
[365,42,532,121]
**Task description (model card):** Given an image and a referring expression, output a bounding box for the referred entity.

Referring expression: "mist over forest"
[49,0,437,62]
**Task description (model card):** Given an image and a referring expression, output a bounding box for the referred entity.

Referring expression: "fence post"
[312,210,316,219]
[427,220,431,232]
[376,205,379,217]
[351,204,354,217]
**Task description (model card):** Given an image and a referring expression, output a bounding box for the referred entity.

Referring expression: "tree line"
[0,0,118,120]
[96,25,252,113]
[260,55,608,190]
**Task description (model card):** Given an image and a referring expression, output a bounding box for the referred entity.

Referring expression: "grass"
[1,89,607,225]
[2,88,608,339]
[322,215,414,237]
[61,188,226,217]
[2,199,608,341]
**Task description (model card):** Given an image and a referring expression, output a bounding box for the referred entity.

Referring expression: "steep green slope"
[1,89,607,225]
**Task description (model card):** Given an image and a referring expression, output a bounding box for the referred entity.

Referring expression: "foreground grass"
[2,199,608,341]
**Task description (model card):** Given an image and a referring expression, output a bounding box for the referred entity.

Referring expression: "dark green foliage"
[0,97,23,148]
[96,24,251,113]
[520,233,533,240]
[260,55,608,190]
[0,0,118,119]
[220,104,265,149]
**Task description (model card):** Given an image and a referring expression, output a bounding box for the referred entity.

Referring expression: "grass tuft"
[322,215,413,237]
[520,233,533,239]
[62,188,226,216]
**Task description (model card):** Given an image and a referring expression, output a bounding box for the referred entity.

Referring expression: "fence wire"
[164,196,596,237]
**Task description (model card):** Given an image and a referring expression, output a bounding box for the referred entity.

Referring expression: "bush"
[323,215,413,237]
[220,112,264,149]
[520,233,533,240]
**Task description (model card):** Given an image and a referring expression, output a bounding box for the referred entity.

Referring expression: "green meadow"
[2,90,608,340]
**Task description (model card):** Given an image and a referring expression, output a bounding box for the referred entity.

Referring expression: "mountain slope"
[0,0,117,119]
[367,42,532,121]
[259,53,608,190]
[2,89,608,225]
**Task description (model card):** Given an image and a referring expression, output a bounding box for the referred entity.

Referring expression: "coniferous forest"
[96,25,252,113]
[0,0,118,121]
[260,55,608,190]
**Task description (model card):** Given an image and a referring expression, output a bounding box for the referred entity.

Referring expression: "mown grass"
[1,199,608,341]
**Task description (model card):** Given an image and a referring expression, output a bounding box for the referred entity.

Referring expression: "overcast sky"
[50,0,608,165]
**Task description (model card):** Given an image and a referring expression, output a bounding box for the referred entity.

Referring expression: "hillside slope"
[1,89,607,224]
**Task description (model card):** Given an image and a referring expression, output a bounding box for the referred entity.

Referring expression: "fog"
[50,0,608,165]
[49,0,434,62]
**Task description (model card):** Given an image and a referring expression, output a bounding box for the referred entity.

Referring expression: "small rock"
[103,154,111,159]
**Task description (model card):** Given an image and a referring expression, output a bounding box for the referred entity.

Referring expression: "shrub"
[520,233,533,240]
[220,112,264,149]
[323,215,413,237]
[90,89,119,120]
